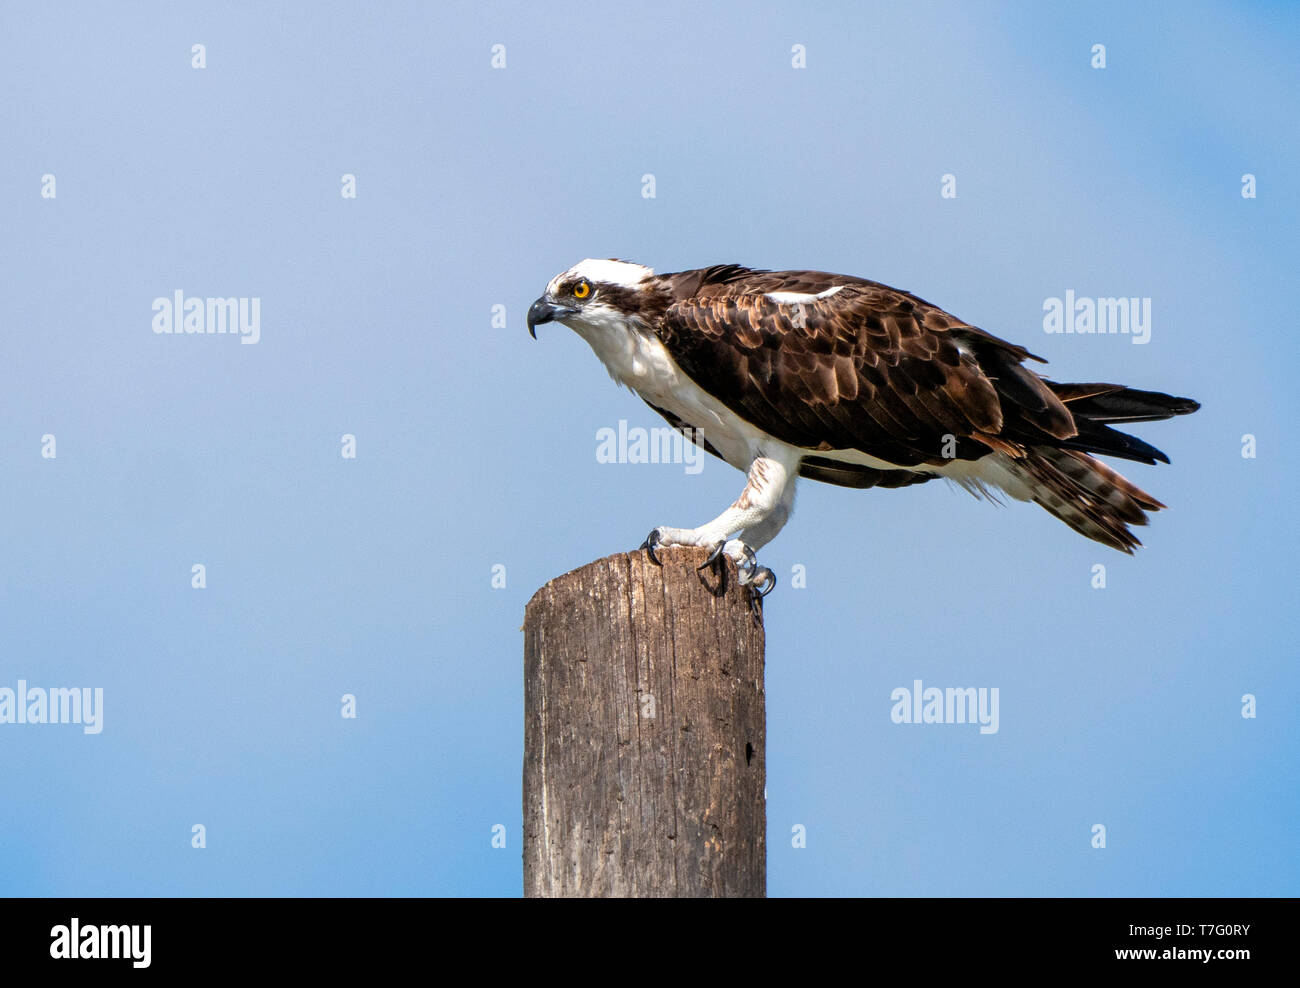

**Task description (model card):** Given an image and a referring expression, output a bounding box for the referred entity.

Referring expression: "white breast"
[564,310,773,469]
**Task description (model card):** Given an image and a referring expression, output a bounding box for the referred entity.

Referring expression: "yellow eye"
[573,280,591,299]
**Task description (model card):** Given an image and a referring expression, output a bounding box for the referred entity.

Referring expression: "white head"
[528,259,656,338]
[544,258,654,296]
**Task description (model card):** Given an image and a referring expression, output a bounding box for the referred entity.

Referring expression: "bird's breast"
[570,314,775,468]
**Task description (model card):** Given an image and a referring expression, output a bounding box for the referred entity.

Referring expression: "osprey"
[528,259,1199,597]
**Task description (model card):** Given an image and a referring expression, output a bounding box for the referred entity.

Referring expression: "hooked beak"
[527,296,578,339]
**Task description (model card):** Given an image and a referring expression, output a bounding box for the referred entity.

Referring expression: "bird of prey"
[527,259,1199,598]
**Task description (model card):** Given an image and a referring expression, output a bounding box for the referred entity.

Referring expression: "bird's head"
[527,259,656,339]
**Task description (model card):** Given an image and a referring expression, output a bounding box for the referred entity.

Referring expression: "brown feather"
[629,265,1198,551]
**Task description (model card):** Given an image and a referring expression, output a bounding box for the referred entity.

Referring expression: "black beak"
[527,296,578,339]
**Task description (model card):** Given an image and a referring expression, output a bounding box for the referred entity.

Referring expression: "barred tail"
[1017,447,1167,553]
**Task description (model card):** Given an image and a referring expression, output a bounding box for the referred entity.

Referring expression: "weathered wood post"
[523,546,766,897]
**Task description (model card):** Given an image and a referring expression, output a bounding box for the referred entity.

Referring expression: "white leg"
[740,475,797,551]
[650,452,797,581]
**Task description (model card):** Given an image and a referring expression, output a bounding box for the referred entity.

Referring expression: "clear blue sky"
[1,1,1295,896]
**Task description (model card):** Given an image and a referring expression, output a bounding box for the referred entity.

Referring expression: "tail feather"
[971,380,1197,551]
[1048,381,1201,423]
[1058,421,1170,465]
[1016,447,1167,553]
[1045,382,1200,465]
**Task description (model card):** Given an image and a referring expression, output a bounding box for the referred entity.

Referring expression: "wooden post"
[523,546,766,897]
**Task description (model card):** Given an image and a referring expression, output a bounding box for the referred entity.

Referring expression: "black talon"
[753,567,777,598]
[744,569,775,621]
[698,540,727,573]
[639,528,662,565]
[695,540,729,595]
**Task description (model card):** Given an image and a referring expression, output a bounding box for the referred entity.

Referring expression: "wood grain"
[523,546,766,897]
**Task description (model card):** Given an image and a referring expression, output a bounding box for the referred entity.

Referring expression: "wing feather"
[655,269,1067,466]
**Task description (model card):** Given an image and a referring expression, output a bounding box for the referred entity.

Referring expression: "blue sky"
[1,0,1295,896]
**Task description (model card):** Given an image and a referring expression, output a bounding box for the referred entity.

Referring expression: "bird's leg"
[639,454,795,597]
[730,478,795,602]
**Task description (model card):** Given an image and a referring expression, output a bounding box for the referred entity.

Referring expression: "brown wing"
[644,398,934,490]
[656,266,1076,467]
